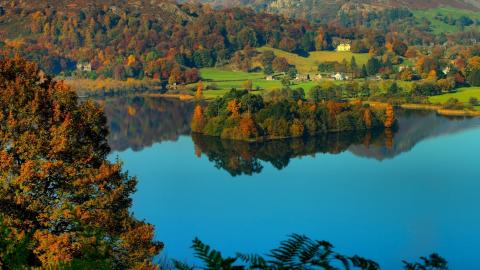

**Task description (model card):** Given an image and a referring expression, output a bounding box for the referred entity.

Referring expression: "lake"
[104,96,480,269]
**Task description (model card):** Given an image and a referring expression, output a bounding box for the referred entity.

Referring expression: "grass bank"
[400,103,480,117]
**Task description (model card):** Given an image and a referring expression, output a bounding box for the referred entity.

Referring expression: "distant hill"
[0,0,314,81]
[197,0,480,22]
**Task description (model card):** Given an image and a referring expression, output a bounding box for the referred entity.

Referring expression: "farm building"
[76,63,92,72]
[334,73,346,81]
[312,74,323,81]
[295,74,310,81]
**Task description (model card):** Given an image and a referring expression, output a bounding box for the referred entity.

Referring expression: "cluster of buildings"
[295,73,348,81]
[265,72,349,82]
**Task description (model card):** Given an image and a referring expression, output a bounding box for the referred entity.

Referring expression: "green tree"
[350,56,358,76]
[366,58,382,76]
[360,64,368,78]
[468,69,480,86]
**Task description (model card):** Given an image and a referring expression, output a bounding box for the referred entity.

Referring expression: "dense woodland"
[2,0,480,92]
[0,0,315,83]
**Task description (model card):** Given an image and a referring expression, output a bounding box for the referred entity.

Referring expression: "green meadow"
[256,47,370,74]
[200,68,265,81]
[429,87,480,110]
[413,7,480,34]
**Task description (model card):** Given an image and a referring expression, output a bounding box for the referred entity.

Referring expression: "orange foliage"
[384,104,395,128]
[127,105,137,116]
[0,57,162,268]
[363,109,372,128]
[427,69,437,81]
[191,105,206,132]
[468,56,480,70]
[227,99,240,117]
[196,81,204,99]
[239,114,259,139]
[385,42,393,52]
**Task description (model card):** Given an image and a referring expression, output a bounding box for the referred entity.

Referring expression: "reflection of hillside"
[192,130,394,176]
[349,110,480,160]
[103,97,195,152]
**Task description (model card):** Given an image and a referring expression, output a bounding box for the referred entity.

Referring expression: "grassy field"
[256,47,370,74]
[413,7,480,34]
[429,87,480,110]
[200,68,265,81]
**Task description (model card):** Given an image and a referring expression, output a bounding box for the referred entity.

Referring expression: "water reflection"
[192,130,394,176]
[102,96,194,152]
[103,97,480,164]
[350,110,480,160]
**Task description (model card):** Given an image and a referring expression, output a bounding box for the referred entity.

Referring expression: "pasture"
[256,47,370,74]
[413,7,480,34]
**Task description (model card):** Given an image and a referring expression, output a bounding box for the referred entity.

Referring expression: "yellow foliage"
[127,106,137,116]
[127,55,136,66]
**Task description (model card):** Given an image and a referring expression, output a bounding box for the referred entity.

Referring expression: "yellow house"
[336,43,351,52]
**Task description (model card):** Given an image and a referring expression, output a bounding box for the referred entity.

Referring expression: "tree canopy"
[0,56,162,269]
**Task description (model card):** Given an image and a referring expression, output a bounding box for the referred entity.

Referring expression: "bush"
[469,97,479,106]
[443,98,465,110]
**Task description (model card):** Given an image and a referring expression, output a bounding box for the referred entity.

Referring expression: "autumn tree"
[384,104,395,128]
[0,56,162,269]
[227,99,241,118]
[239,114,259,139]
[363,108,372,128]
[272,57,289,73]
[196,80,204,98]
[191,105,206,133]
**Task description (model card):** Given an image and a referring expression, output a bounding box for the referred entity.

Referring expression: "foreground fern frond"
[173,235,447,270]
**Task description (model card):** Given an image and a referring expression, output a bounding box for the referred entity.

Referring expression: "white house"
[266,75,274,81]
[336,43,351,52]
[442,66,451,75]
[334,73,345,81]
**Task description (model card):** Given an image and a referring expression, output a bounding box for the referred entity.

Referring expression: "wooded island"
[191,89,395,141]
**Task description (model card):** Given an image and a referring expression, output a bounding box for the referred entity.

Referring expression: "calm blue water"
[105,97,480,269]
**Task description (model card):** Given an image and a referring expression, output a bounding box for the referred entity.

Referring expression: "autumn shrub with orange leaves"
[192,89,395,141]
[0,56,162,269]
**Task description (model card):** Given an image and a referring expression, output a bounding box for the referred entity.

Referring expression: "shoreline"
[400,103,480,117]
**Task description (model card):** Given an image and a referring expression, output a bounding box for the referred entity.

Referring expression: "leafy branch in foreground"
[173,234,449,270]
[174,234,379,270]
[403,253,448,270]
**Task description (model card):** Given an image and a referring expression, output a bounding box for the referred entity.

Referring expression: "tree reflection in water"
[192,129,394,176]
[102,96,195,152]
